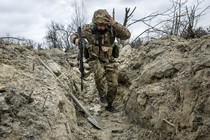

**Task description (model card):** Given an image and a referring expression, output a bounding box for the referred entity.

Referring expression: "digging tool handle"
[69,92,92,117]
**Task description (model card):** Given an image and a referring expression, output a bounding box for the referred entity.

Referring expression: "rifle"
[77,27,84,91]
[95,31,102,60]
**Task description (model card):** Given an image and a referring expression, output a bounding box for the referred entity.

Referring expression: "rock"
[0,64,16,79]
[0,85,6,92]
[119,45,132,58]
[48,61,61,76]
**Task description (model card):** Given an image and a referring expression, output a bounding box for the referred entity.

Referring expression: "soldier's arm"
[112,22,131,40]
[70,25,90,46]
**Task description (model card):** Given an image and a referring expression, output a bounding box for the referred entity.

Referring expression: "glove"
[75,38,79,46]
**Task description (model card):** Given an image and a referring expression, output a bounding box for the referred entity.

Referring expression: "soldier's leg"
[105,63,118,112]
[90,60,107,102]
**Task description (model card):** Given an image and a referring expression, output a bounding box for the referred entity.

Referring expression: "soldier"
[70,9,131,113]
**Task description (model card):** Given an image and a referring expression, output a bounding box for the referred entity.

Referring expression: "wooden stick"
[163,119,175,127]
[42,95,48,112]
[37,57,57,78]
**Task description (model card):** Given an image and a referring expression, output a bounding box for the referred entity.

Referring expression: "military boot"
[105,102,119,113]
[100,95,107,104]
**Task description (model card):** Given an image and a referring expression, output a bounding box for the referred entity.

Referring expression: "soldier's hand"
[107,17,116,26]
[75,38,80,46]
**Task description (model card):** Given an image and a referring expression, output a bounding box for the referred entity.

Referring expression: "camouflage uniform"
[70,9,131,111]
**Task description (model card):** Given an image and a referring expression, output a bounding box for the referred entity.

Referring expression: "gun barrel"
[77,27,84,91]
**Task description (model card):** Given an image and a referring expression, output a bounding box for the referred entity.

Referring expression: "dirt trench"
[71,85,142,140]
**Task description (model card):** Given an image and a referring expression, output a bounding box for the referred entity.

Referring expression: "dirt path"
[72,79,141,140]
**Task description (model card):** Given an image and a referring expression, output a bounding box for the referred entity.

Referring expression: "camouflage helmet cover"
[92,9,111,25]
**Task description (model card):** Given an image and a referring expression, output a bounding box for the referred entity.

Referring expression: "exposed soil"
[1,35,210,140]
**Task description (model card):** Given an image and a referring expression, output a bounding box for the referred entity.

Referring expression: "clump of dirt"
[125,35,210,140]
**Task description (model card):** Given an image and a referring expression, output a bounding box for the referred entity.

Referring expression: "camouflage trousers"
[88,60,118,104]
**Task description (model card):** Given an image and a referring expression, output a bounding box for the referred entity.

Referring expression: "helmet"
[92,9,111,25]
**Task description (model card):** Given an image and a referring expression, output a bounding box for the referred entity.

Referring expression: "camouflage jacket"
[70,22,131,62]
